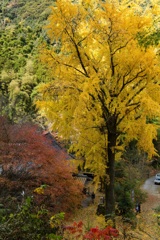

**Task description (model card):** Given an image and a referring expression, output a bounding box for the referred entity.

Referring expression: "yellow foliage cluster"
[34,186,45,195]
[49,212,65,229]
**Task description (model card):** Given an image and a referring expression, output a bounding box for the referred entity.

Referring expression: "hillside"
[0,0,54,121]
[0,0,54,28]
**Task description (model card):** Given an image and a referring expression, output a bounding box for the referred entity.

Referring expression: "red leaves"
[108,227,119,237]
[64,221,119,240]
[0,117,83,215]
[83,226,119,240]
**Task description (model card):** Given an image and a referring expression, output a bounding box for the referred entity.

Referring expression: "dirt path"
[141,176,160,211]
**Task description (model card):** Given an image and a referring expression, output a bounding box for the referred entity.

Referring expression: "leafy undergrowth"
[65,193,160,240]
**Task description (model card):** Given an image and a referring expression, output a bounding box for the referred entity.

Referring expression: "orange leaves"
[64,221,83,238]
[0,117,83,215]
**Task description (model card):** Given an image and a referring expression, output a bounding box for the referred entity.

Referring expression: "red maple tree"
[0,116,83,215]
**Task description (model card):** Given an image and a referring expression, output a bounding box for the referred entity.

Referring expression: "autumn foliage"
[37,0,160,216]
[63,221,119,240]
[0,116,83,215]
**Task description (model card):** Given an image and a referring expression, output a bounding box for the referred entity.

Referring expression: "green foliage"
[0,23,40,72]
[50,212,65,229]
[0,0,54,29]
[115,160,147,220]
[0,0,55,122]
[115,186,134,217]
[0,17,52,121]
[0,196,54,240]
[0,203,9,222]
[0,64,38,121]
[154,205,160,214]
[138,30,160,48]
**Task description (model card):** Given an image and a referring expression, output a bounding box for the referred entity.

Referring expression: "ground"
[66,176,160,240]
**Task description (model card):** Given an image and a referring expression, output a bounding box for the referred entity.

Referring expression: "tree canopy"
[36,0,160,215]
[0,116,83,215]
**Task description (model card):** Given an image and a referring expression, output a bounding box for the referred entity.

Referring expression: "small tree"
[0,116,83,215]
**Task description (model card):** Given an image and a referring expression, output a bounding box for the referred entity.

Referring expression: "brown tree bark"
[104,115,117,219]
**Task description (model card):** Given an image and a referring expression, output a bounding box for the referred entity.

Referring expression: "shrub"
[0,196,54,240]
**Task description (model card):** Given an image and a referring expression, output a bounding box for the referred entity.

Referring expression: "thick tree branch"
[64,28,90,77]
[48,51,88,77]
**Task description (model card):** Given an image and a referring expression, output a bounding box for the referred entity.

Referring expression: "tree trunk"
[104,115,117,219]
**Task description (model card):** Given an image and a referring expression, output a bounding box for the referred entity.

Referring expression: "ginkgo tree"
[36,0,160,217]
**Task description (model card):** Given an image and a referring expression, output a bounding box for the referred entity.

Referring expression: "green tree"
[0,62,37,122]
[36,0,160,217]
